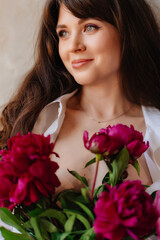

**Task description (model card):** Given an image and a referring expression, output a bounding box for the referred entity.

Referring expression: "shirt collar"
[46,89,78,106]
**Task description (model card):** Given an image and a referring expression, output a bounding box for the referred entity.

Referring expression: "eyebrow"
[56,19,88,30]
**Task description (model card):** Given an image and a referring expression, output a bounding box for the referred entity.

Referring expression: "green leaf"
[30,217,43,240]
[79,228,95,240]
[85,158,104,168]
[60,198,67,209]
[71,230,86,235]
[51,232,72,240]
[39,227,50,240]
[53,189,79,205]
[109,147,130,186]
[63,209,91,229]
[122,236,134,240]
[93,184,106,199]
[64,215,76,232]
[67,170,89,188]
[28,208,44,218]
[60,232,72,240]
[55,189,80,200]
[51,232,61,240]
[0,227,32,240]
[77,215,91,229]
[0,208,27,234]
[81,188,90,203]
[104,158,113,171]
[38,209,66,225]
[84,158,96,168]
[39,218,58,233]
[23,220,32,229]
[74,201,94,222]
[102,172,110,184]
[66,236,75,240]
[132,157,140,176]
[34,220,51,240]
[58,189,84,211]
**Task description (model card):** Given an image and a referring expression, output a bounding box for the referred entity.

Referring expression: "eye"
[84,24,99,33]
[57,30,69,38]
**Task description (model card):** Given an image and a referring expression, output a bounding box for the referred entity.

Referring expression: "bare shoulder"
[128,104,144,117]
[122,104,146,134]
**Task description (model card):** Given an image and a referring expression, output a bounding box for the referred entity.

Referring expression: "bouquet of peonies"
[0,124,159,240]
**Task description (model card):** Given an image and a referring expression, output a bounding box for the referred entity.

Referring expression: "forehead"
[57,3,104,29]
[57,4,80,25]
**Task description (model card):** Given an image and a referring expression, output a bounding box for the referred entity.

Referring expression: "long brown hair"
[0,0,160,147]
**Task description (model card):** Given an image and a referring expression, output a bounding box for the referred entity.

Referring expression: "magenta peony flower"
[0,133,60,207]
[83,130,109,154]
[154,190,160,239]
[103,124,149,157]
[84,124,148,158]
[94,180,158,240]
[100,124,133,155]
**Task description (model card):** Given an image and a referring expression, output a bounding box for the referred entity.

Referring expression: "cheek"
[98,38,121,63]
[58,46,64,62]
[98,28,121,57]
[58,44,73,74]
[58,43,67,63]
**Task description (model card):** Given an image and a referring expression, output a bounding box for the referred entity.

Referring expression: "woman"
[0,0,160,192]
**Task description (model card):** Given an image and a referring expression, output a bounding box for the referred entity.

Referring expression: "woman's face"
[56,4,121,86]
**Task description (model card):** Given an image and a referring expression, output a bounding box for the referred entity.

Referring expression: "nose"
[69,34,86,53]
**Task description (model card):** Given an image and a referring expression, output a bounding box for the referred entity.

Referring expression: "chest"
[52,109,152,192]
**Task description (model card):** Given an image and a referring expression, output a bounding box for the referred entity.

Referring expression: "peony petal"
[121,216,138,227]
[50,173,61,188]
[29,161,45,177]
[34,180,49,197]
[104,227,125,240]
[0,177,13,200]
[29,183,40,203]
[127,140,149,158]
[9,174,33,204]
[156,218,160,240]
[83,131,109,154]
[0,162,17,177]
[154,190,160,216]
[83,131,89,143]
[50,161,59,173]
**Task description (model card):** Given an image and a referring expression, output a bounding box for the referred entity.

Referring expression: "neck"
[78,85,132,122]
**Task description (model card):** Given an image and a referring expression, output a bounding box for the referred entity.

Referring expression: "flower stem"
[91,154,102,200]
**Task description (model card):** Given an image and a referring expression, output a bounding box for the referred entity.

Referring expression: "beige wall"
[0,0,46,111]
[0,0,159,111]
[149,0,160,20]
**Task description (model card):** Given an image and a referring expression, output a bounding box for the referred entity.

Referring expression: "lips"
[71,59,93,69]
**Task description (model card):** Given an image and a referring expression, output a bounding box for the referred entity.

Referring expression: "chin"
[72,72,98,86]
[73,78,96,86]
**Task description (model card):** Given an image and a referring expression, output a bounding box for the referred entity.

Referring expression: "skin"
[44,4,153,192]
[56,4,130,120]
[57,4,121,88]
